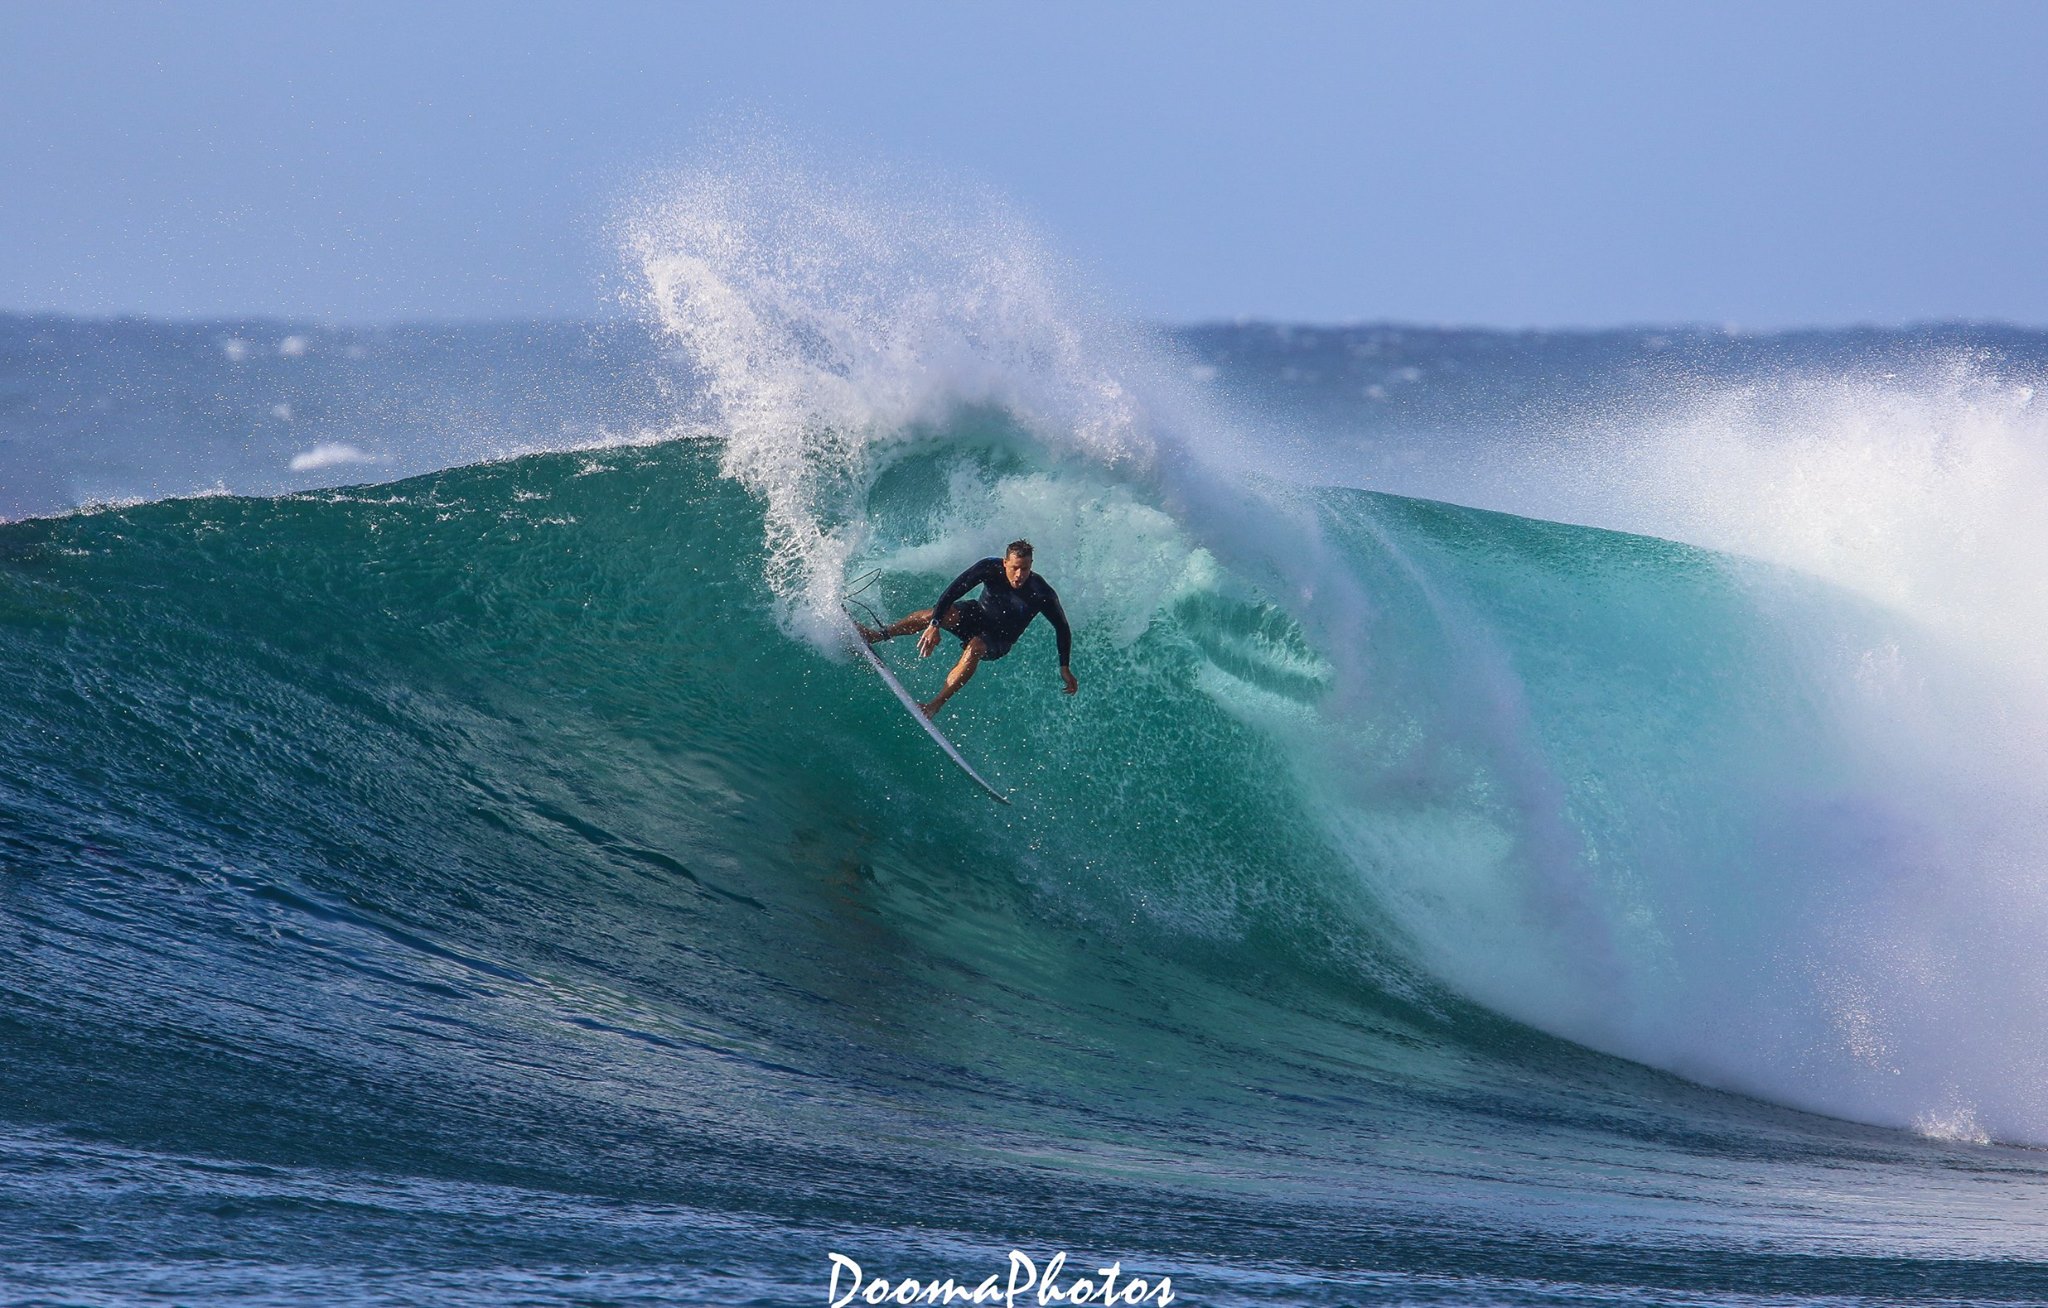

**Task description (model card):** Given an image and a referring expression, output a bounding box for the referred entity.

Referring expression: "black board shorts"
[946,600,1017,660]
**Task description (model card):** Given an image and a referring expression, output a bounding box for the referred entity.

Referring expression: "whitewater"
[4,158,2048,1304]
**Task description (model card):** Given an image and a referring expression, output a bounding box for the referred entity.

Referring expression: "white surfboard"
[846,615,1011,805]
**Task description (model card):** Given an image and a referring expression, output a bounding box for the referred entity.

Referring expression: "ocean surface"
[7,169,2048,1305]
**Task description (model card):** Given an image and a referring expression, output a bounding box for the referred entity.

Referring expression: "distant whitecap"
[289,443,374,472]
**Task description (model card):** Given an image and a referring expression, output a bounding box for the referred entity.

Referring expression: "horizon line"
[5,307,2047,339]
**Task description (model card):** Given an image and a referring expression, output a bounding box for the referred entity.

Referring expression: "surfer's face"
[1003,554,1033,587]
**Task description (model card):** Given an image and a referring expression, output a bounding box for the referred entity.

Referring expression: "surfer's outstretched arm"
[1040,585,1078,695]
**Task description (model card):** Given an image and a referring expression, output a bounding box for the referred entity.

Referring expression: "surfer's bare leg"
[868,608,960,643]
[922,637,984,717]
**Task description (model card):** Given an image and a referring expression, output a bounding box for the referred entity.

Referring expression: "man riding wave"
[858,539,1079,717]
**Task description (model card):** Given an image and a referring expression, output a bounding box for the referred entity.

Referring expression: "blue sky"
[4,0,2045,327]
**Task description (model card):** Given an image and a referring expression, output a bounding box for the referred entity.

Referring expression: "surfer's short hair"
[1005,539,1034,560]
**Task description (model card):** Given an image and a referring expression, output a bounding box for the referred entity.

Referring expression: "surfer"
[859,540,1078,717]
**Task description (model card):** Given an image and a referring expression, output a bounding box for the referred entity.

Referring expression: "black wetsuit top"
[932,558,1073,664]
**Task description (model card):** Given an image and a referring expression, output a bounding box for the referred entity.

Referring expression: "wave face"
[8,167,2048,1303]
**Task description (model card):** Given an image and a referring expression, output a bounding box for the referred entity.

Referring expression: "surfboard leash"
[843,568,887,636]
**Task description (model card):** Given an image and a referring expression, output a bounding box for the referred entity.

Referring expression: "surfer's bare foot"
[856,622,885,645]
[919,699,941,719]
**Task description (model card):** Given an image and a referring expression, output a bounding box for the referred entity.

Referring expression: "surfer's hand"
[1060,666,1078,696]
[918,622,941,658]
